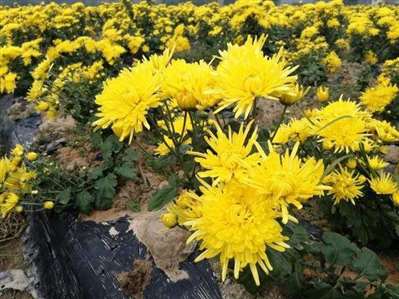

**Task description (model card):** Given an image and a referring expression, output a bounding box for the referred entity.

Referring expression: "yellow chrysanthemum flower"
[93,61,161,143]
[26,152,38,161]
[368,119,399,142]
[316,86,329,102]
[367,156,388,170]
[190,122,261,183]
[166,190,201,226]
[392,192,399,206]
[311,99,370,153]
[0,193,19,217]
[186,180,289,286]
[323,167,365,205]
[273,118,313,144]
[323,51,342,73]
[369,172,397,195]
[365,51,378,65]
[279,84,309,106]
[0,158,10,185]
[215,35,297,118]
[246,142,328,223]
[360,81,398,113]
[11,144,24,157]
[162,59,219,110]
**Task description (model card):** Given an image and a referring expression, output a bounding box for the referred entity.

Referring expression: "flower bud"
[161,213,177,228]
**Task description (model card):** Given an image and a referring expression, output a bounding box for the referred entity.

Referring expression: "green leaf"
[286,223,310,250]
[123,147,139,163]
[148,180,177,211]
[321,232,360,266]
[95,173,117,199]
[100,135,123,159]
[76,191,94,214]
[88,166,104,180]
[148,155,177,172]
[351,248,387,281]
[57,188,71,206]
[115,163,137,180]
[90,132,103,149]
[268,249,292,278]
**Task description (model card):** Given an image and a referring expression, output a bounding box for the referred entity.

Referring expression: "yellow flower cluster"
[94,36,301,144]
[166,124,328,286]
[0,145,37,217]
[0,0,398,104]
[273,95,399,206]
[360,80,398,113]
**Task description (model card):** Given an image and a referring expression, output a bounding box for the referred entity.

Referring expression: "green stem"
[189,111,200,151]
[134,138,151,157]
[214,112,223,129]
[178,111,188,144]
[163,101,180,149]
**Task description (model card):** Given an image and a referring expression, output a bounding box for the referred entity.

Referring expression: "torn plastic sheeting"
[26,212,222,299]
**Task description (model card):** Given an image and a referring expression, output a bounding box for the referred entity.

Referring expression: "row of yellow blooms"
[0,0,399,116]
[1,0,399,286]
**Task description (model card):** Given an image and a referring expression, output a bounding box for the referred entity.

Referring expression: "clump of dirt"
[0,290,33,299]
[36,115,76,143]
[117,259,153,299]
[256,100,285,129]
[380,255,399,285]
[0,239,26,272]
[55,145,98,172]
[327,61,368,99]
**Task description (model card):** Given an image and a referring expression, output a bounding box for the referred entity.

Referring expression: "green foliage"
[34,130,139,214]
[148,175,179,211]
[320,196,399,248]
[239,223,396,299]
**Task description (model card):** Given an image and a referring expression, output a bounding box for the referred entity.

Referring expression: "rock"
[383,145,399,164]
[45,138,67,154]
[131,211,195,282]
[7,100,36,121]
[0,269,38,298]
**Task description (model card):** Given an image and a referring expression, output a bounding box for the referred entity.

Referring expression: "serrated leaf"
[123,147,139,163]
[100,135,123,158]
[148,155,176,171]
[76,191,94,214]
[95,173,117,199]
[286,222,310,250]
[321,232,360,266]
[268,249,292,278]
[90,132,103,149]
[57,188,71,205]
[148,181,177,211]
[88,166,104,180]
[115,163,137,180]
[351,248,387,282]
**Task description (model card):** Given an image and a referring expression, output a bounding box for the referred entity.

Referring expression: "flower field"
[2,0,399,298]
